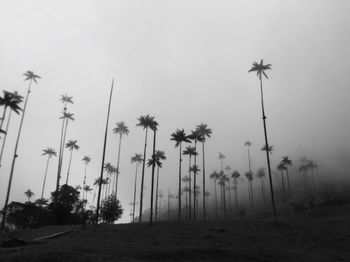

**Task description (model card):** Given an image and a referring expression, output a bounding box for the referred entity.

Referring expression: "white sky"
[0,0,349,223]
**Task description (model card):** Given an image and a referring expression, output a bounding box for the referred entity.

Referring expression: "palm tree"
[154,150,166,222]
[131,153,143,223]
[65,139,80,185]
[0,90,22,133]
[277,162,287,194]
[113,121,129,196]
[256,167,266,206]
[261,144,274,155]
[24,189,34,202]
[249,59,276,223]
[136,114,155,222]
[218,153,225,172]
[56,95,73,191]
[195,123,212,220]
[218,172,229,216]
[83,185,93,208]
[171,129,191,221]
[244,141,253,207]
[40,147,57,199]
[1,71,41,232]
[231,170,241,211]
[189,164,200,219]
[281,156,292,195]
[148,120,158,225]
[57,111,74,190]
[82,156,92,205]
[225,166,232,210]
[244,171,254,207]
[183,145,197,220]
[307,160,318,189]
[167,189,174,221]
[0,91,23,167]
[210,170,220,217]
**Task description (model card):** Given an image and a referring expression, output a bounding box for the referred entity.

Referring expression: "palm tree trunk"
[281,170,286,194]
[261,179,265,207]
[95,79,114,224]
[115,133,122,196]
[214,179,218,217]
[65,150,74,184]
[155,165,160,222]
[58,118,69,189]
[193,140,197,220]
[259,76,277,223]
[41,156,51,199]
[0,110,13,166]
[167,188,170,221]
[247,180,251,208]
[56,110,66,191]
[83,163,88,209]
[234,178,238,211]
[149,129,157,226]
[286,168,291,196]
[139,127,148,223]
[178,142,182,221]
[0,107,7,134]
[250,181,254,207]
[132,163,139,223]
[1,79,32,232]
[188,155,192,220]
[202,141,206,220]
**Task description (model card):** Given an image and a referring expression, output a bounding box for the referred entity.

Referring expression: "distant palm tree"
[137,114,155,222]
[183,145,197,220]
[281,156,292,195]
[307,160,318,189]
[189,164,200,219]
[1,70,41,232]
[171,129,191,221]
[65,139,80,184]
[195,123,212,220]
[210,171,220,217]
[154,150,166,222]
[56,95,73,191]
[57,111,74,189]
[231,170,241,211]
[83,185,93,209]
[218,153,225,172]
[167,189,175,221]
[244,171,254,207]
[256,167,266,206]
[204,191,210,212]
[82,156,91,205]
[218,172,229,216]
[277,162,287,194]
[113,121,129,196]
[131,153,143,223]
[225,166,232,210]
[249,59,276,222]
[244,141,253,207]
[41,147,57,199]
[0,91,23,167]
[24,189,34,202]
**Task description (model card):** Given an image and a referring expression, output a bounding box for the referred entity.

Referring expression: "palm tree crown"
[42,147,57,158]
[195,123,212,141]
[231,170,241,179]
[131,153,143,164]
[136,114,155,130]
[261,144,274,154]
[113,121,130,136]
[66,139,79,151]
[248,59,272,80]
[23,71,41,84]
[256,167,266,178]
[82,156,91,165]
[183,146,197,157]
[170,129,191,147]
[60,94,73,105]
[0,91,22,115]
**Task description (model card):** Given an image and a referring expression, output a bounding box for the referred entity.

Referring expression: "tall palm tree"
[136,114,155,222]
[225,166,232,210]
[281,156,292,195]
[148,119,158,226]
[24,189,34,202]
[41,147,57,199]
[249,59,276,223]
[195,123,212,220]
[171,129,191,221]
[256,167,266,206]
[57,111,74,190]
[218,172,229,216]
[183,145,197,220]
[113,121,129,196]
[210,170,220,217]
[244,141,253,207]
[231,170,241,211]
[189,164,200,219]
[0,91,23,166]
[82,156,91,204]
[56,95,73,191]
[154,150,166,222]
[277,162,286,194]
[1,71,41,232]
[0,90,22,132]
[131,153,143,223]
[245,171,254,207]
[65,139,80,185]
[182,177,190,217]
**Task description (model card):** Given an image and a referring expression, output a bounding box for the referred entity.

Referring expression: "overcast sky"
[1,0,349,223]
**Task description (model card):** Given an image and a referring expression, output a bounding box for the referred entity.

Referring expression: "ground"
[0,205,349,262]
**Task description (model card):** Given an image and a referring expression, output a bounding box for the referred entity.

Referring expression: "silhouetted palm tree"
[41,147,57,199]
[0,90,22,133]
[218,172,229,216]
[195,123,212,220]
[137,114,155,222]
[210,171,220,217]
[183,145,197,220]
[56,95,73,191]
[218,152,225,172]
[249,59,276,222]
[1,70,41,232]
[261,144,274,155]
[225,166,232,210]
[277,162,286,194]
[256,167,266,206]
[131,153,143,223]
[24,189,34,202]
[171,129,191,221]
[0,91,23,166]
[189,164,200,219]
[231,170,241,211]
[244,141,253,207]
[281,156,292,195]
[154,150,166,222]
[65,139,80,184]
[82,156,91,205]
[113,121,129,196]
[245,171,254,207]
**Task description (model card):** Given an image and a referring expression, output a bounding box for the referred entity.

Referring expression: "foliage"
[100,194,123,224]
